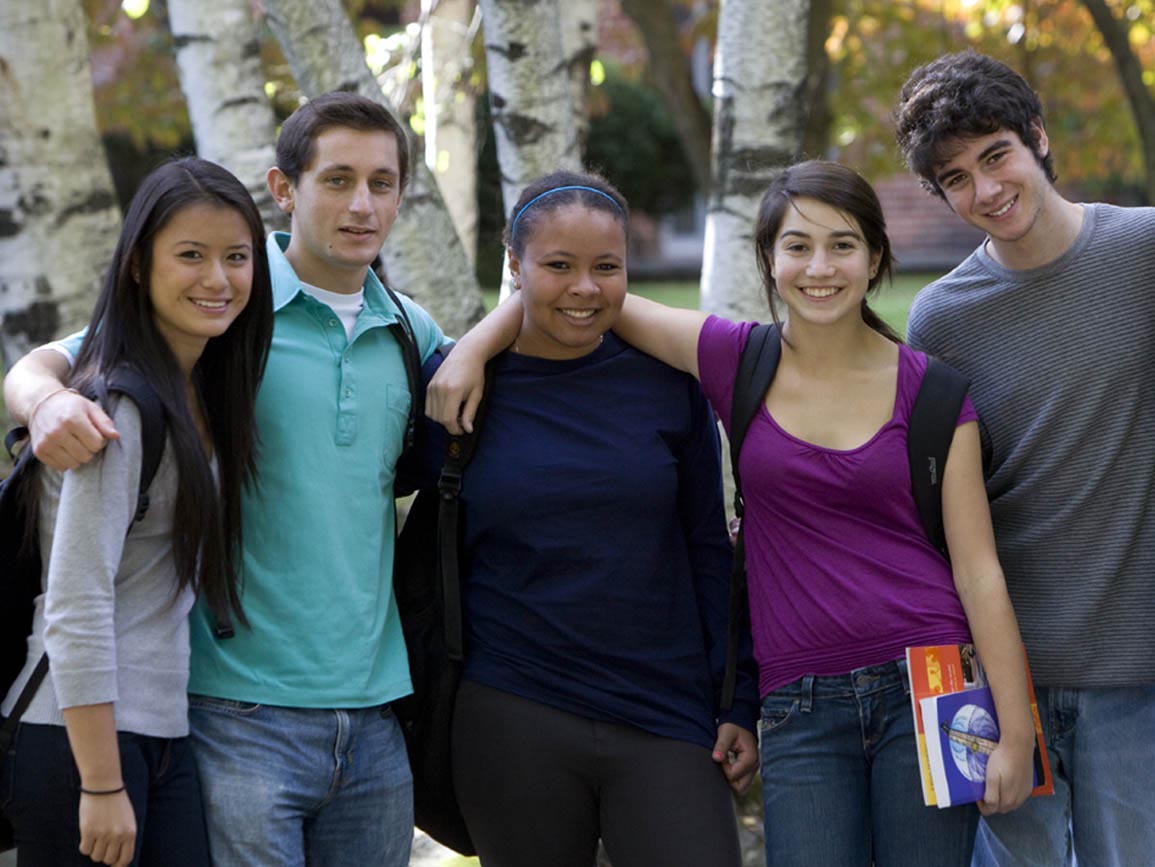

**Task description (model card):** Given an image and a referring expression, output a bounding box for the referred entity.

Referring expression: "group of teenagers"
[0,46,1151,867]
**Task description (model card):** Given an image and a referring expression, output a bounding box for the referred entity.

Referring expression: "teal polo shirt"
[184,233,445,707]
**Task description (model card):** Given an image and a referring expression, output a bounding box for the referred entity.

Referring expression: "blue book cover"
[920,687,1004,808]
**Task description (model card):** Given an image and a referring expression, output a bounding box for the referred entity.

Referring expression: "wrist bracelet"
[79,785,126,796]
[28,387,81,427]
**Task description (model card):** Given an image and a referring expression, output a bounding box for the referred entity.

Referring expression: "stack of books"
[906,643,1054,808]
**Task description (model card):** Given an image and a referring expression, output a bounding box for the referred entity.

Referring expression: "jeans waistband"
[771,658,909,710]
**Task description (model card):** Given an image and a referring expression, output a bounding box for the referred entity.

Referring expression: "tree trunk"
[262,0,486,338]
[479,0,582,216]
[0,0,121,372]
[618,0,713,195]
[559,0,597,152]
[1081,0,1155,205]
[168,0,284,231]
[701,0,810,321]
[421,0,480,265]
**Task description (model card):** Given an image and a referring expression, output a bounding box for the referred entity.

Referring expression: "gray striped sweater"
[907,202,1155,688]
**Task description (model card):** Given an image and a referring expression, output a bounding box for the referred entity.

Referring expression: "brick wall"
[874,175,986,271]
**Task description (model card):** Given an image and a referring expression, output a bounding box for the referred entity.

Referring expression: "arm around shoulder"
[3,348,117,471]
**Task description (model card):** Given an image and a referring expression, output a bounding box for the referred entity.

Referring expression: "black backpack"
[381,286,481,855]
[0,368,166,851]
[720,324,969,708]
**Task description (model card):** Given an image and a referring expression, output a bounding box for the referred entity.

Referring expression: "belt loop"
[800,675,815,713]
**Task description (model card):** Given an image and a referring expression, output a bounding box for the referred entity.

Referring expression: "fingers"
[31,394,116,472]
[78,792,136,866]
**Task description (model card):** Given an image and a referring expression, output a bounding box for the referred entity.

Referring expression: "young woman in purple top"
[428,160,1036,867]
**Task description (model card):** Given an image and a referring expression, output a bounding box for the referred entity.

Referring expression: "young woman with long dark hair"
[0,157,273,867]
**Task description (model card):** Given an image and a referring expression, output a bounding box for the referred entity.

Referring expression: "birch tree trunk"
[0,0,121,372]
[262,0,485,337]
[479,0,581,217]
[700,0,810,321]
[559,0,597,152]
[421,0,480,265]
[168,0,284,231]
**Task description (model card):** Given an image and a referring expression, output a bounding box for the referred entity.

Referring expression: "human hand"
[30,389,117,471]
[978,735,1034,815]
[712,722,759,794]
[78,789,136,867]
[426,348,489,435]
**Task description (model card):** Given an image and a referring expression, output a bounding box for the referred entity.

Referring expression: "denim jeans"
[759,659,978,867]
[972,684,1155,867]
[187,697,413,867]
[1,721,209,866]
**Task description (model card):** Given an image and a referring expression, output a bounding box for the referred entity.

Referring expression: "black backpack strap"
[907,357,970,558]
[436,361,496,663]
[105,367,167,524]
[382,284,423,455]
[720,323,781,709]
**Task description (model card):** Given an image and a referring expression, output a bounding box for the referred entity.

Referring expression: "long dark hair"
[69,157,273,625]
[754,160,902,344]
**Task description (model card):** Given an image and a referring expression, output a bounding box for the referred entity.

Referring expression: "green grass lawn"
[483,271,942,336]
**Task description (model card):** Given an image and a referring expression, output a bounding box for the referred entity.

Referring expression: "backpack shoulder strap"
[382,284,423,455]
[729,323,781,514]
[105,366,167,523]
[437,359,496,663]
[721,323,780,710]
[907,356,970,557]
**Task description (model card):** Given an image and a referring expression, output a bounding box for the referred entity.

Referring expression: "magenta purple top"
[697,316,977,696]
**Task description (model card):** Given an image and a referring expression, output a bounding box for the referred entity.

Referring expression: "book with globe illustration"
[906,643,1053,808]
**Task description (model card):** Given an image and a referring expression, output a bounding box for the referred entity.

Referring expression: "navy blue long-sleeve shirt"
[456,334,758,748]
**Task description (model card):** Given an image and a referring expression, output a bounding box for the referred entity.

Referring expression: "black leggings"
[451,681,742,867]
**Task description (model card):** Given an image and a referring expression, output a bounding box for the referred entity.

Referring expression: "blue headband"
[510,185,623,235]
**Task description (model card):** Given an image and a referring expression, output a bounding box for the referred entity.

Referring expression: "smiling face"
[148,201,254,373]
[508,204,627,360]
[934,125,1055,250]
[767,197,880,330]
[269,126,403,293]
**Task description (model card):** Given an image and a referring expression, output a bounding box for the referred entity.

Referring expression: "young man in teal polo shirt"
[4,92,446,866]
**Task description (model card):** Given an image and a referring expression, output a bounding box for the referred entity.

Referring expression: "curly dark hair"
[894,50,1055,199]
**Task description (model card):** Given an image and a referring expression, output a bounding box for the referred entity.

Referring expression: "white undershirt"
[299,282,365,342]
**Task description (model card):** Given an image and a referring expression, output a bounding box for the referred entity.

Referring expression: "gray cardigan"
[0,397,194,737]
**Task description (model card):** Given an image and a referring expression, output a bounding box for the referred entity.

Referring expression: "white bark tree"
[421,0,480,265]
[479,0,582,217]
[0,0,122,372]
[558,0,598,152]
[168,0,283,231]
[700,0,810,321]
[261,0,485,338]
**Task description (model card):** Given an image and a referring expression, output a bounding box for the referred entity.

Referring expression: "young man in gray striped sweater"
[895,50,1155,867]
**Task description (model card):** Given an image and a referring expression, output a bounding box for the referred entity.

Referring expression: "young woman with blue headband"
[436,170,758,867]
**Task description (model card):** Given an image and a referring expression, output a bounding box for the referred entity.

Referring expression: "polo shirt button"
[329,319,338,327]
[344,388,352,397]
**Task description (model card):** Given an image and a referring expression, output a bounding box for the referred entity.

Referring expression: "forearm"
[955,573,1034,745]
[4,348,71,424]
[62,704,124,790]
[615,294,707,377]
[457,293,523,361]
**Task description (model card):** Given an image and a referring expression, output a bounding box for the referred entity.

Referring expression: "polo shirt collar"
[266,232,404,324]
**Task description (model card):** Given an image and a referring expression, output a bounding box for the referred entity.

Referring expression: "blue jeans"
[759,659,978,867]
[187,697,413,867]
[1,721,209,866]
[972,684,1155,867]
